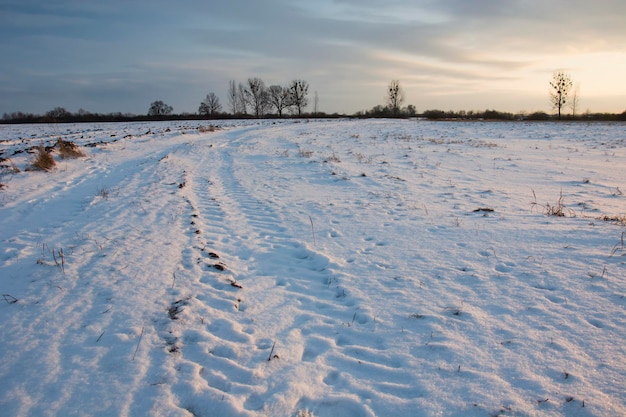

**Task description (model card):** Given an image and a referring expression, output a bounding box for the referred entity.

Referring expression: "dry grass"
[0,158,20,189]
[30,145,56,171]
[96,186,110,199]
[298,147,314,158]
[324,152,341,163]
[56,139,86,159]
[354,152,372,164]
[198,125,219,133]
[531,189,570,217]
[598,214,626,225]
[0,157,20,174]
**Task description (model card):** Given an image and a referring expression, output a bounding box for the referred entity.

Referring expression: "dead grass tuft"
[324,152,341,163]
[298,147,314,158]
[30,145,56,171]
[598,214,626,225]
[531,189,570,217]
[198,125,219,133]
[56,138,86,159]
[0,158,20,190]
[0,157,20,174]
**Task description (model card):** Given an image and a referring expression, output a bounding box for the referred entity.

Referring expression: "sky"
[1,0,625,116]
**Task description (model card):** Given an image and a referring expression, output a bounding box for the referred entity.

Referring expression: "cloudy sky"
[1,0,625,116]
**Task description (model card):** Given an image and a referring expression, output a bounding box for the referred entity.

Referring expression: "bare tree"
[198,92,222,117]
[569,84,580,116]
[46,107,72,120]
[549,71,573,119]
[288,79,309,116]
[387,80,405,116]
[244,77,268,118]
[148,100,173,116]
[227,80,238,115]
[268,85,290,117]
[237,82,248,115]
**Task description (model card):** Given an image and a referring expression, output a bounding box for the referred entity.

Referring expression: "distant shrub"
[423,109,448,119]
[525,111,551,121]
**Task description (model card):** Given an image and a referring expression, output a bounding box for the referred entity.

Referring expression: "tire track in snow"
[0,136,202,416]
[151,128,374,415]
[214,125,432,415]
[163,125,420,416]
[154,136,270,415]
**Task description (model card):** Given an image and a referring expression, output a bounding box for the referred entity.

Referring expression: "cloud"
[1,0,625,114]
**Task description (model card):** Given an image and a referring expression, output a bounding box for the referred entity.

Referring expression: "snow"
[1,119,625,417]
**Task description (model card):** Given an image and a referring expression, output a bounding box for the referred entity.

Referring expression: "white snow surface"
[1,119,625,417]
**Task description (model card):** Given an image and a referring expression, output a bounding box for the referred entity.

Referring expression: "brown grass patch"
[198,125,219,133]
[56,139,86,159]
[597,214,626,225]
[31,145,56,171]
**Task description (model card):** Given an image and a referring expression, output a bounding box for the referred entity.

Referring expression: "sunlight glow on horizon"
[1,0,625,115]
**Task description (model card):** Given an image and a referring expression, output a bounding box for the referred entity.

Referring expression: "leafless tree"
[387,80,405,116]
[237,82,248,115]
[268,85,290,117]
[198,92,222,117]
[244,77,269,118]
[549,71,573,119]
[227,80,238,115]
[148,100,173,116]
[288,79,309,116]
[46,107,72,119]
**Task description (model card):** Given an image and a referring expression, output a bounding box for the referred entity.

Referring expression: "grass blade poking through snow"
[268,341,276,361]
[309,215,316,246]
[132,326,145,361]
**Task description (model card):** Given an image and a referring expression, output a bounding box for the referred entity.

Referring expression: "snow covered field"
[1,119,625,417]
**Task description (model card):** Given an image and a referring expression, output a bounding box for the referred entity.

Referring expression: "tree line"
[229,79,311,117]
[1,79,416,123]
[3,74,625,123]
[145,78,314,119]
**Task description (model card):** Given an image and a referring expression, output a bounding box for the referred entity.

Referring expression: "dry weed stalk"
[52,247,65,272]
[298,147,313,158]
[267,341,277,361]
[309,215,316,246]
[132,325,145,361]
[610,232,625,257]
[1,157,20,174]
[531,189,569,217]
[2,294,18,304]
